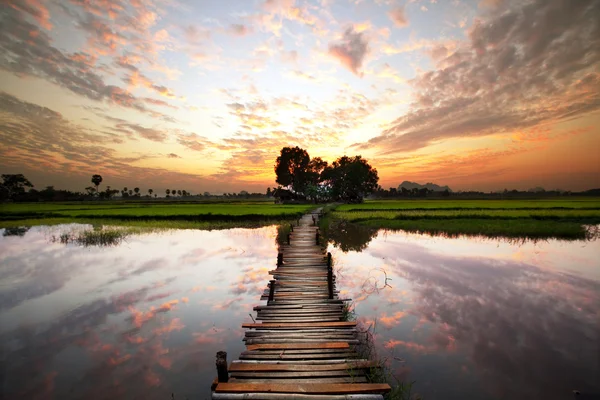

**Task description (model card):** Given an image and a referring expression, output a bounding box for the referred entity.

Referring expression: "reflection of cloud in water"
[333,231,600,399]
[0,225,278,398]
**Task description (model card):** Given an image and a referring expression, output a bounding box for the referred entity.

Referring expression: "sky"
[0,0,598,194]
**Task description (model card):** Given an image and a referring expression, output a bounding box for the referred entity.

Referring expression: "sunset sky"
[1,0,598,194]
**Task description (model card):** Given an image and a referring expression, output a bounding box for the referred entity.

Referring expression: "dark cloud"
[328,27,369,76]
[0,92,230,192]
[0,5,172,119]
[357,0,600,153]
[167,153,181,158]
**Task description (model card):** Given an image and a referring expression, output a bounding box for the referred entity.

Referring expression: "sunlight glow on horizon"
[0,0,598,193]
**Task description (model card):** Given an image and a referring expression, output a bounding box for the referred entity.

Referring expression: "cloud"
[167,153,180,158]
[0,6,174,120]
[177,133,212,152]
[114,123,168,142]
[388,6,409,28]
[328,27,369,76]
[229,23,252,36]
[7,0,53,30]
[356,0,600,153]
[377,242,600,399]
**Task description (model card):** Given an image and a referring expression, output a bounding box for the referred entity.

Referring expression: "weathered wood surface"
[212,209,390,399]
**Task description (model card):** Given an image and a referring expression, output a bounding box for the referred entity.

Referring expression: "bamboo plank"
[214,383,391,394]
[246,343,350,351]
[228,361,379,372]
[243,322,355,329]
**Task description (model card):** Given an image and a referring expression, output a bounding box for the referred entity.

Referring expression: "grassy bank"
[329,198,600,240]
[0,201,315,229]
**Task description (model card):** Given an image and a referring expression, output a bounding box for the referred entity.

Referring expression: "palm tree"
[128,189,133,196]
[91,175,102,196]
[172,189,176,196]
[177,190,182,196]
[148,188,153,197]
[166,189,170,197]
[134,187,140,196]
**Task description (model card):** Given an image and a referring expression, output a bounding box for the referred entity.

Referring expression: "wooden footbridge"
[211,209,391,399]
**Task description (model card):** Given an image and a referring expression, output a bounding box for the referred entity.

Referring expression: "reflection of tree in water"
[2,226,30,237]
[327,220,378,252]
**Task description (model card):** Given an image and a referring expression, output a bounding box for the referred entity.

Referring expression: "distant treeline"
[0,173,270,202]
[372,187,600,199]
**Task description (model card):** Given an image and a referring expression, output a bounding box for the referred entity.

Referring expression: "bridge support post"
[327,252,334,299]
[268,280,276,303]
[216,351,228,383]
[315,230,320,245]
[277,252,283,266]
[287,233,290,245]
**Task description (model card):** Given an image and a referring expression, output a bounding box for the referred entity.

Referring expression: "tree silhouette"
[148,188,153,197]
[177,189,182,196]
[275,146,311,194]
[166,189,170,197]
[322,155,379,203]
[1,174,33,200]
[134,187,140,196]
[128,189,133,196]
[91,175,102,196]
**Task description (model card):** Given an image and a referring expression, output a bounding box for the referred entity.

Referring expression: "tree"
[274,146,311,194]
[172,189,176,196]
[148,188,153,197]
[128,189,133,196]
[134,187,140,196]
[1,174,34,200]
[266,187,272,197]
[85,186,96,196]
[177,190,182,196]
[166,189,170,197]
[307,157,328,185]
[91,175,102,196]
[322,155,379,203]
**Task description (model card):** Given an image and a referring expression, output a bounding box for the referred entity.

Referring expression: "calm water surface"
[0,225,599,399]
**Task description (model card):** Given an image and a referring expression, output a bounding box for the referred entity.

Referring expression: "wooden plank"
[212,393,385,400]
[246,343,350,351]
[229,377,368,384]
[215,383,391,394]
[230,371,365,379]
[228,361,378,372]
[242,322,356,329]
[239,352,358,360]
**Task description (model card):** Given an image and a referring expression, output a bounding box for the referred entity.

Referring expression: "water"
[329,229,600,400]
[0,225,279,399]
[1,224,599,399]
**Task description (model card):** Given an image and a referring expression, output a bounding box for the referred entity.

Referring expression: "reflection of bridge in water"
[211,209,391,399]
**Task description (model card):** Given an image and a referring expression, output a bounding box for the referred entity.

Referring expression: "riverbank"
[0,201,315,230]
[326,198,600,240]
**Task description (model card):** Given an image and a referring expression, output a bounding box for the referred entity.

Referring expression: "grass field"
[0,201,315,229]
[329,198,600,240]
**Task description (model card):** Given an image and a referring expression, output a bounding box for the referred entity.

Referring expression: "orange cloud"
[379,311,407,328]
[384,339,429,353]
